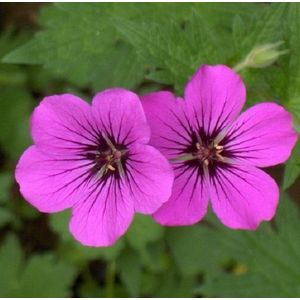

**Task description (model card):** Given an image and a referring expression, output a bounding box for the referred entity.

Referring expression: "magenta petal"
[184,65,246,135]
[142,91,194,159]
[224,102,298,167]
[126,144,174,214]
[15,146,93,213]
[209,164,279,230]
[69,178,134,247]
[31,94,95,155]
[92,88,150,146]
[153,164,209,226]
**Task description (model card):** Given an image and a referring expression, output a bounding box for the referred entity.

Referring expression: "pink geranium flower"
[142,65,297,229]
[15,89,173,246]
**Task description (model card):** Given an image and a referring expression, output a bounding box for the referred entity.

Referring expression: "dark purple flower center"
[173,127,232,176]
[84,133,128,180]
[193,142,224,166]
[94,148,127,176]
[176,137,225,167]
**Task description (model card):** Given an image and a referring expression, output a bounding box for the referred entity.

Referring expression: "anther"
[107,164,116,171]
[214,145,224,151]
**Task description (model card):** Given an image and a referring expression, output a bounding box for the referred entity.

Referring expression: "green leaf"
[78,277,102,297]
[16,254,76,297]
[118,248,142,297]
[285,5,300,128]
[3,3,144,91]
[283,140,300,189]
[0,172,12,204]
[287,4,300,99]
[0,234,76,297]
[154,271,196,297]
[0,29,29,87]
[166,224,227,276]
[4,3,192,91]
[126,214,164,253]
[199,196,300,297]
[239,4,287,57]
[0,235,22,294]
[0,173,14,227]
[0,87,32,160]
[0,207,13,227]
[232,15,246,52]
[49,210,124,263]
[115,4,281,94]
[115,17,193,93]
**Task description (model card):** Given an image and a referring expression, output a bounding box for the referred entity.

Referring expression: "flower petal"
[15,146,94,213]
[153,164,209,226]
[223,102,298,167]
[69,177,134,247]
[209,164,279,230]
[92,88,150,146]
[125,144,174,214]
[184,65,246,136]
[31,94,96,155]
[142,91,194,159]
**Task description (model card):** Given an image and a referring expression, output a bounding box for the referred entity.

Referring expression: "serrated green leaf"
[115,17,192,94]
[241,4,287,54]
[3,3,144,91]
[2,3,193,92]
[199,196,300,297]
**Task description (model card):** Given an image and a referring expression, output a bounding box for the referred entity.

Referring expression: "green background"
[0,3,299,297]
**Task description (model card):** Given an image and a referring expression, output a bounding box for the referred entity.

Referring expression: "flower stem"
[233,60,247,72]
[105,261,116,298]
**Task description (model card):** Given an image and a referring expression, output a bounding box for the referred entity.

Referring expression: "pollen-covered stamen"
[171,139,226,168]
[87,132,128,179]
[194,142,225,166]
[96,149,126,177]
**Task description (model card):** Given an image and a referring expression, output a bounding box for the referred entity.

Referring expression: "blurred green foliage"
[0,3,299,297]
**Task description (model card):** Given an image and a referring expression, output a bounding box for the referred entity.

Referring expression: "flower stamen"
[171,139,226,168]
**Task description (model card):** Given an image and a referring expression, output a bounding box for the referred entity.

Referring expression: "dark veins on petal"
[169,106,238,178]
[54,110,133,185]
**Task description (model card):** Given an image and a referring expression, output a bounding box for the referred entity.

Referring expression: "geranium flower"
[15,89,173,246]
[142,65,297,229]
